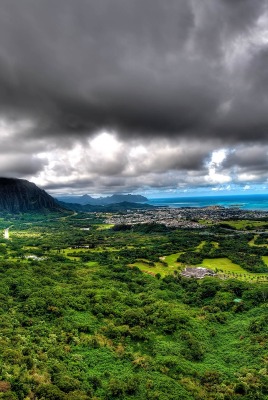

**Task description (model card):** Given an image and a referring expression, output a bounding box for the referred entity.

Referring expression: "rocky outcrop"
[0,178,62,213]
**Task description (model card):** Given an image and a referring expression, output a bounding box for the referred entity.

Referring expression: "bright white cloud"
[243,185,251,190]
[210,149,227,165]
[90,132,122,158]
[27,134,267,194]
[205,149,231,185]
[1,119,265,195]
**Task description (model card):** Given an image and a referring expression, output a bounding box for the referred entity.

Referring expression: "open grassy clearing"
[211,241,219,248]
[263,256,268,266]
[76,262,99,275]
[248,235,257,246]
[201,257,268,281]
[223,220,268,230]
[195,240,206,250]
[198,219,214,225]
[130,252,184,276]
[202,257,250,274]
[130,260,178,276]
[96,223,114,230]
[248,234,268,247]
[10,231,41,238]
[132,253,268,281]
[164,252,183,267]
[85,261,99,267]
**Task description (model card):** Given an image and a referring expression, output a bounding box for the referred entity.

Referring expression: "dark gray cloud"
[0,154,44,177]
[220,145,268,186]
[191,0,266,58]
[223,146,268,169]
[0,0,267,142]
[0,0,267,193]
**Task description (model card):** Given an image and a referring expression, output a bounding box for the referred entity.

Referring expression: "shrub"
[35,384,65,400]
[0,381,11,392]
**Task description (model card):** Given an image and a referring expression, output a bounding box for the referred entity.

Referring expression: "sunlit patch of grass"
[95,224,114,230]
[201,258,247,273]
[76,262,99,275]
[201,258,268,282]
[85,261,99,267]
[12,231,41,238]
[248,235,257,247]
[62,248,89,255]
[164,252,183,268]
[130,260,177,277]
[130,251,267,281]
[223,220,268,230]
[66,255,80,260]
[198,219,214,225]
[248,235,268,248]
[196,241,206,250]
[263,256,268,266]
[130,252,183,277]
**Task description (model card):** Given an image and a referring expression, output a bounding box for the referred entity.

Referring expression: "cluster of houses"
[104,206,268,228]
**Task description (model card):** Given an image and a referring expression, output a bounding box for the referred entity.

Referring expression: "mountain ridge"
[58,200,154,212]
[0,177,63,213]
[57,193,148,206]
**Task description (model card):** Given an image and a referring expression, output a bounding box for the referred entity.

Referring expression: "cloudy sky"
[0,0,268,197]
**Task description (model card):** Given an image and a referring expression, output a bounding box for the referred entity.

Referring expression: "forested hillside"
[0,212,267,399]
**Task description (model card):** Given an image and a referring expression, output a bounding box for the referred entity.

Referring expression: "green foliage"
[0,212,267,399]
[35,384,65,400]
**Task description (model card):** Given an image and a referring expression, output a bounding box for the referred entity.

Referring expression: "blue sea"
[148,194,268,211]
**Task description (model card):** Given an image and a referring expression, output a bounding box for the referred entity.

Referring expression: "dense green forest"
[0,211,267,399]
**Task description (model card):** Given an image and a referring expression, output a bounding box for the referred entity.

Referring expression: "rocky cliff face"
[0,178,62,213]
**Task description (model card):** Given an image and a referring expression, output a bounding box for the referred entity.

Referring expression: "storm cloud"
[0,0,267,194]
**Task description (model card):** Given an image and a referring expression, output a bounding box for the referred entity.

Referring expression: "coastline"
[147,194,268,211]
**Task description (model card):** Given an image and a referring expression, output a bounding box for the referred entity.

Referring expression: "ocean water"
[148,194,268,211]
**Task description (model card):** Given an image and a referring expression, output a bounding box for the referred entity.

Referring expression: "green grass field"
[223,220,268,229]
[130,252,183,277]
[198,219,214,225]
[201,257,247,273]
[96,224,114,230]
[132,254,268,282]
[248,234,268,247]
[196,240,206,250]
[129,261,170,276]
[248,235,257,246]
[263,256,268,266]
[201,257,268,281]
[164,252,183,267]
[212,241,219,248]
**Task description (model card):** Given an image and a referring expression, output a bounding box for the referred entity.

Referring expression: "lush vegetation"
[0,212,267,399]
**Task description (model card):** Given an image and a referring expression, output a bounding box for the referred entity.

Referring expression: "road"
[4,228,9,239]
[3,225,13,240]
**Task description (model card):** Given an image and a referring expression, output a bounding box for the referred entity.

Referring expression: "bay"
[148,194,268,211]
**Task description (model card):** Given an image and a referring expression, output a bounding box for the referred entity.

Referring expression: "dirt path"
[4,227,10,239]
